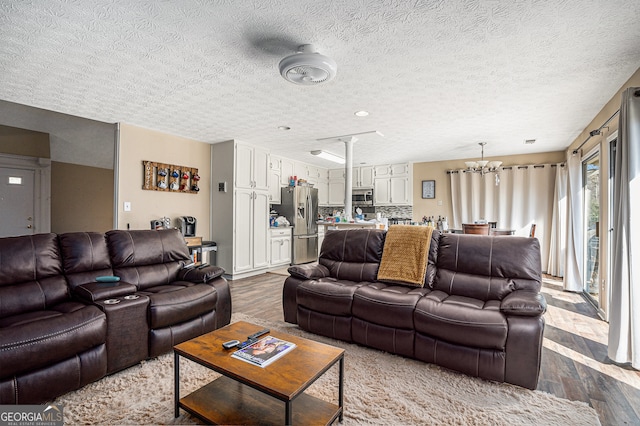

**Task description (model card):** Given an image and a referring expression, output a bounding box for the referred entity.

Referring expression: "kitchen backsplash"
[319,205,413,219]
[375,206,413,219]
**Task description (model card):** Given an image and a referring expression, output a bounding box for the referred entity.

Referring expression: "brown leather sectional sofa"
[283,228,547,389]
[0,229,231,404]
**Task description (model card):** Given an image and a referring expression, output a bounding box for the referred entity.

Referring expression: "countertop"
[317,221,384,229]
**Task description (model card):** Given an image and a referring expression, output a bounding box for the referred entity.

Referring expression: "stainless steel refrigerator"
[280,186,318,264]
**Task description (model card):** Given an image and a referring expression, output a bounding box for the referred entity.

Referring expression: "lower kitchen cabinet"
[269,227,292,267]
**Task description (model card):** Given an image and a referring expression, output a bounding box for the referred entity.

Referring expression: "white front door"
[0,167,36,237]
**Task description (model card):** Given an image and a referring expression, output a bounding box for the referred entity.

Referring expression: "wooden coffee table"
[174,321,344,425]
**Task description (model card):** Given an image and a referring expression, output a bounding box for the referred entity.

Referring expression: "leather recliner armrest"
[178,264,225,283]
[500,290,547,316]
[74,282,138,302]
[287,264,330,280]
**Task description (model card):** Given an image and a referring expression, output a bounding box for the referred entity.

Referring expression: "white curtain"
[608,87,640,369]
[449,164,556,269]
[563,149,583,292]
[547,164,567,277]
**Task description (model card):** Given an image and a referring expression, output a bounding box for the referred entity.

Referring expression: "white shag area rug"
[55,313,601,425]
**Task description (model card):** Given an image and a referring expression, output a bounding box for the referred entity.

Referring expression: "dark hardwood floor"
[228,272,640,426]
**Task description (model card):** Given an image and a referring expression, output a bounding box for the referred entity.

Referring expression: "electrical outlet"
[124,201,131,211]
[218,182,227,192]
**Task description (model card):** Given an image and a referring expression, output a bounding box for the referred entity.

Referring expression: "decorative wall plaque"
[143,161,200,194]
[422,180,435,199]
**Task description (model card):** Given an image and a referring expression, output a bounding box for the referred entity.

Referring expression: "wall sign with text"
[422,180,435,199]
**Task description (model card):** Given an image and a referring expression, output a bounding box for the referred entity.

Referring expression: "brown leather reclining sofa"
[283,228,546,389]
[0,229,231,403]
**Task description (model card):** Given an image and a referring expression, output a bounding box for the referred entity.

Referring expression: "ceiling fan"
[278,44,337,85]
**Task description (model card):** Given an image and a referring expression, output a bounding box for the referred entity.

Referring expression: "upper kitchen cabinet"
[390,163,410,176]
[328,179,346,206]
[374,163,409,178]
[353,166,374,188]
[235,144,269,191]
[269,156,328,205]
[280,157,295,186]
[327,168,345,206]
[268,166,282,204]
[269,155,281,171]
[328,168,345,180]
[306,165,321,183]
[294,162,307,182]
[373,162,412,206]
[373,164,391,178]
[292,162,323,184]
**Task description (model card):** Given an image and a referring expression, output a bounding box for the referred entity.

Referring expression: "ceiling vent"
[279,44,337,85]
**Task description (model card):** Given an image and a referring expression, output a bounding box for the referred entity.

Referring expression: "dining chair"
[462,223,490,235]
[490,229,514,236]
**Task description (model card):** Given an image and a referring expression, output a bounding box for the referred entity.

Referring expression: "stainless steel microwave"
[352,188,374,206]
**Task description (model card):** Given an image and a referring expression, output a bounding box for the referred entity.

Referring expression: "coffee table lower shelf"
[179,375,341,425]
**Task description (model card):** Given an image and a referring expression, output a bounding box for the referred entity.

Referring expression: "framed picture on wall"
[422,180,435,199]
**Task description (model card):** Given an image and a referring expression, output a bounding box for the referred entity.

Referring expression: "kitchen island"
[317,221,385,232]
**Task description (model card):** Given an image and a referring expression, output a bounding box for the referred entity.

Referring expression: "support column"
[342,137,356,221]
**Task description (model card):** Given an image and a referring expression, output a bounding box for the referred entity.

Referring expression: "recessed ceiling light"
[278,126,291,130]
[354,111,369,117]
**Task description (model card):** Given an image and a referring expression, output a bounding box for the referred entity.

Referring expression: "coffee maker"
[178,216,197,237]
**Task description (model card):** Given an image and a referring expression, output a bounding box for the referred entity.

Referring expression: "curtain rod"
[572,109,620,155]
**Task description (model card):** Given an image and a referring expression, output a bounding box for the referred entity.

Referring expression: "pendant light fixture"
[465,142,502,185]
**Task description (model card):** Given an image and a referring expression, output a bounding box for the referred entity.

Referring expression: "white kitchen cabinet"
[233,189,253,272]
[317,178,329,206]
[294,162,307,182]
[373,177,391,205]
[373,163,412,205]
[328,179,345,206]
[280,157,295,186]
[353,166,374,188]
[210,141,271,279]
[328,168,345,206]
[235,144,269,191]
[374,164,391,178]
[329,168,344,180]
[390,163,410,176]
[270,155,281,171]
[306,165,321,183]
[269,227,292,266]
[233,189,269,273]
[390,176,410,204]
[268,168,281,204]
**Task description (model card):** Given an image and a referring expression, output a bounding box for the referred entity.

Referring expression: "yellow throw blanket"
[377,225,434,287]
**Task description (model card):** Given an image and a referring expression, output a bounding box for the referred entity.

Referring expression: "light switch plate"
[124,201,131,211]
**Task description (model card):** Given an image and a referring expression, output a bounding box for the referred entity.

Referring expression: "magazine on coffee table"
[231,336,296,368]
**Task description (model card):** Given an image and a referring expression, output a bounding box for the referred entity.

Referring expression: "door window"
[582,152,600,306]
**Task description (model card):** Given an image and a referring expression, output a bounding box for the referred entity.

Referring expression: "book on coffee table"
[231,336,296,368]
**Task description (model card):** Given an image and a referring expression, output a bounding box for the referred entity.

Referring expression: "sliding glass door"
[582,151,600,307]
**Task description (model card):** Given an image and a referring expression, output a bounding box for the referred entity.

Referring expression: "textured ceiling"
[1,0,639,168]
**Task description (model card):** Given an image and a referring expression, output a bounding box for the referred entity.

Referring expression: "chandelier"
[465,142,502,184]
